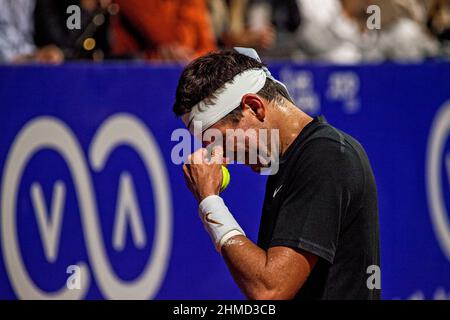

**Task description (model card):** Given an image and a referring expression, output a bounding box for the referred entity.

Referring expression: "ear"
[241,94,266,122]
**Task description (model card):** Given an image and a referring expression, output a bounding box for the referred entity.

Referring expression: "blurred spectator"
[111,0,216,62]
[428,0,450,41]
[293,0,363,63]
[269,0,301,34]
[366,0,439,61]
[34,0,113,61]
[292,0,440,63]
[427,0,450,55]
[0,0,63,64]
[208,0,276,50]
[260,0,302,58]
[248,0,301,59]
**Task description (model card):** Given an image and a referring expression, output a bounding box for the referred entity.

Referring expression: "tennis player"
[173,48,381,300]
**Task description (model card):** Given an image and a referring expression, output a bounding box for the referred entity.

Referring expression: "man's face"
[203,97,276,173]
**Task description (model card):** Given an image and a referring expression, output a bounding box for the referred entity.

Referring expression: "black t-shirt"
[257,116,381,300]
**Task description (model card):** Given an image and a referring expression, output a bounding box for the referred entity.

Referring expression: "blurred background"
[1,0,450,300]
[1,0,449,64]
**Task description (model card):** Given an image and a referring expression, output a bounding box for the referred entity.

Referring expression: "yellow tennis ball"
[220,166,230,192]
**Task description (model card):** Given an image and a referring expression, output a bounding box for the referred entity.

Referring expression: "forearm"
[221,236,281,300]
[195,195,278,298]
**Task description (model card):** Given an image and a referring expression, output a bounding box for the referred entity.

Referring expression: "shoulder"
[290,123,368,183]
[300,123,361,161]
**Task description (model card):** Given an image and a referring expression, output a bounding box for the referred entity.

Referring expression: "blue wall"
[0,62,449,299]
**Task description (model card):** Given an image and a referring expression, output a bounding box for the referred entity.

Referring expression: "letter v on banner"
[30,181,66,263]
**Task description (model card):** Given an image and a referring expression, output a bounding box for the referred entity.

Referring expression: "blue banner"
[0,62,449,299]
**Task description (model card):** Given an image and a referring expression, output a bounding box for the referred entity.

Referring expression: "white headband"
[181,47,292,133]
[182,68,267,132]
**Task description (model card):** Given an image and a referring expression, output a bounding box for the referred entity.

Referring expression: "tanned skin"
[182,94,317,300]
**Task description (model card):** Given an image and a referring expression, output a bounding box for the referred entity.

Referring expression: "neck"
[274,101,313,156]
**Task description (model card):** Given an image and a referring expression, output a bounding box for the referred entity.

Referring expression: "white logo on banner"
[0,114,172,299]
[279,68,361,115]
[326,72,360,114]
[426,101,450,263]
[279,68,320,114]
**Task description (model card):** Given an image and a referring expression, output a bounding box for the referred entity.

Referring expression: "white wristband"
[198,195,245,251]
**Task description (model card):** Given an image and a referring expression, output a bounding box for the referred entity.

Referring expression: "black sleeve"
[34,0,71,49]
[269,138,354,264]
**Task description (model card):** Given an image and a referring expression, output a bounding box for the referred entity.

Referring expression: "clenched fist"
[182,147,224,203]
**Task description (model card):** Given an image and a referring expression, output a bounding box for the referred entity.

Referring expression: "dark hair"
[173,50,286,122]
